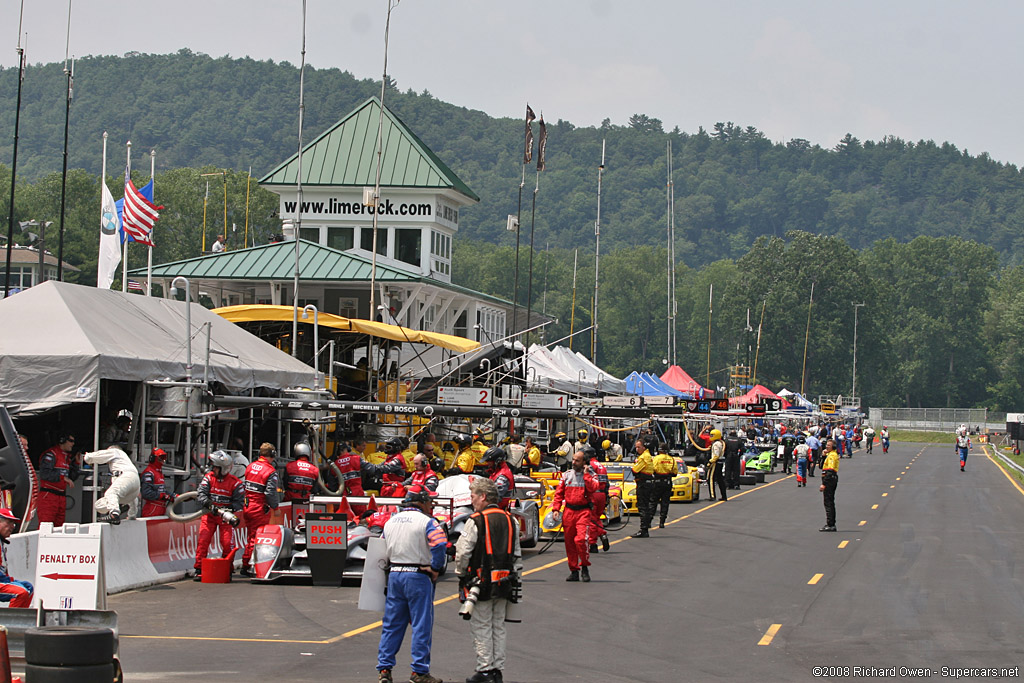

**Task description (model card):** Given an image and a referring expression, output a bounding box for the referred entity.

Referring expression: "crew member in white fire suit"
[83,447,141,524]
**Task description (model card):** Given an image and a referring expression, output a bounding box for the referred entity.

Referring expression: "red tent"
[660,365,705,396]
[728,384,791,408]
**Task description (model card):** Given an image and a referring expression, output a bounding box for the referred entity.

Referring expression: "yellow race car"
[531,470,623,535]
[609,460,701,514]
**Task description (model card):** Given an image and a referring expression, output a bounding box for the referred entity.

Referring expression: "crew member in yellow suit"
[652,445,678,528]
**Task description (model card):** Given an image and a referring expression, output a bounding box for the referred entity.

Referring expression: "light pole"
[852,303,865,403]
[302,304,319,383]
[170,277,193,381]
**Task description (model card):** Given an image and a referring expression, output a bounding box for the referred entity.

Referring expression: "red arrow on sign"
[40,572,95,581]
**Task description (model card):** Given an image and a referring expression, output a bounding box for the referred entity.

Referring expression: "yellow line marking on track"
[871,504,878,510]
[838,540,849,549]
[896,477,901,481]
[882,493,888,497]
[890,485,896,489]
[126,473,794,645]
[981,445,1024,496]
[808,573,824,585]
[758,623,782,646]
[858,520,867,526]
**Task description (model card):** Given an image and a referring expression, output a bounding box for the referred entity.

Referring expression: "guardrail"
[987,445,1024,478]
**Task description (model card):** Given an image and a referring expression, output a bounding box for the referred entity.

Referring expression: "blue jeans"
[378,571,436,674]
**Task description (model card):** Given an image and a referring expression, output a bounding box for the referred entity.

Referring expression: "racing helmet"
[710,429,723,441]
[602,439,612,450]
[581,445,597,460]
[577,428,589,440]
[293,442,312,459]
[383,437,404,455]
[208,450,233,474]
[543,509,561,529]
[454,434,473,449]
[482,446,507,463]
[797,435,806,444]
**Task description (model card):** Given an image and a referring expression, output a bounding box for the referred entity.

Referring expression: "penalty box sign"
[438,386,492,406]
[35,523,104,611]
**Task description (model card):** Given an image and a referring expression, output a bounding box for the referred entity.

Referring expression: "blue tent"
[625,371,684,397]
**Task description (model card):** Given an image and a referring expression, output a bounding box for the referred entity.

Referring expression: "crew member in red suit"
[482,446,516,507]
[551,450,599,582]
[330,440,380,515]
[284,442,320,504]
[37,434,80,527]
[240,443,280,578]
[193,450,244,581]
[585,446,611,553]
[379,437,408,498]
[403,453,439,492]
[0,508,32,607]
[140,448,175,517]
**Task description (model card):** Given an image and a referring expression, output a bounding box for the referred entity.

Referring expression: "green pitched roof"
[132,240,512,306]
[136,240,419,282]
[259,97,479,202]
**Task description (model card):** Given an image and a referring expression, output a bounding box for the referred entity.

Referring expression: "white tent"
[0,281,317,415]
[525,344,626,395]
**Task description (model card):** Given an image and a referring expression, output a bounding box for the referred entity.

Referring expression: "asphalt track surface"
[114,442,1024,682]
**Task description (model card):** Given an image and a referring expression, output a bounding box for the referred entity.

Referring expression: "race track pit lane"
[114,442,1024,682]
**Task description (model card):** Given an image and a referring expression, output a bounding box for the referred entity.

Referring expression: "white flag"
[97,181,122,289]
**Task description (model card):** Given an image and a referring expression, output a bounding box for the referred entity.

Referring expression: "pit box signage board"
[603,396,642,408]
[35,522,106,611]
[522,393,567,409]
[437,386,492,406]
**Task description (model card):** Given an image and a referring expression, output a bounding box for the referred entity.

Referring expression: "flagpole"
[201,180,209,251]
[292,0,308,358]
[147,148,154,296]
[525,114,545,354]
[57,0,73,282]
[569,249,578,351]
[752,298,766,384]
[244,167,252,248]
[706,283,713,390]
[592,139,605,361]
[100,132,107,283]
[4,0,27,299]
[801,282,814,396]
[122,141,131,293]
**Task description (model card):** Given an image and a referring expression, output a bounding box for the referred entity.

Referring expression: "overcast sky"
[4,0,1024,165]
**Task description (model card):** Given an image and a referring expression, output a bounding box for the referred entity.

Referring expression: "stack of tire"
[24,627,121,683]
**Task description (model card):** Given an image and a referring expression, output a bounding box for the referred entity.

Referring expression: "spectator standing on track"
[455,477,522,683]
[819,439,839,532]
[376,487,447,683]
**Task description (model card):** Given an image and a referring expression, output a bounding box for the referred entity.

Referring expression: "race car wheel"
[521,508,540,549]
[25,626,115,666]
[738,474,757,486]
[24,663,116,683]
[753,471,766,483]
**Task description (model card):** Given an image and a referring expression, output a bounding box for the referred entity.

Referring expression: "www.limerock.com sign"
[280,193,438,220]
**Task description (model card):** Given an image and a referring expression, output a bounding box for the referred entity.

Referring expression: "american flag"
[127,279,145,292]
[122,164,163,246]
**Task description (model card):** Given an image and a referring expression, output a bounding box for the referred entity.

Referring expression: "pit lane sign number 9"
[764,398,783,412]
[438,386,492,406]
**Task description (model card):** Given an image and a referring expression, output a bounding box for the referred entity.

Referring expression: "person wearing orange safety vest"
[240,443,280,577]
[652,445,678,529]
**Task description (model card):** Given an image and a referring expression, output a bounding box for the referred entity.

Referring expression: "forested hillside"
[4,52,1024,411]
[4,51,1024,265]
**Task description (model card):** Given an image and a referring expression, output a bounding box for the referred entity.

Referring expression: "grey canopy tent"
[0,281,317,415]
